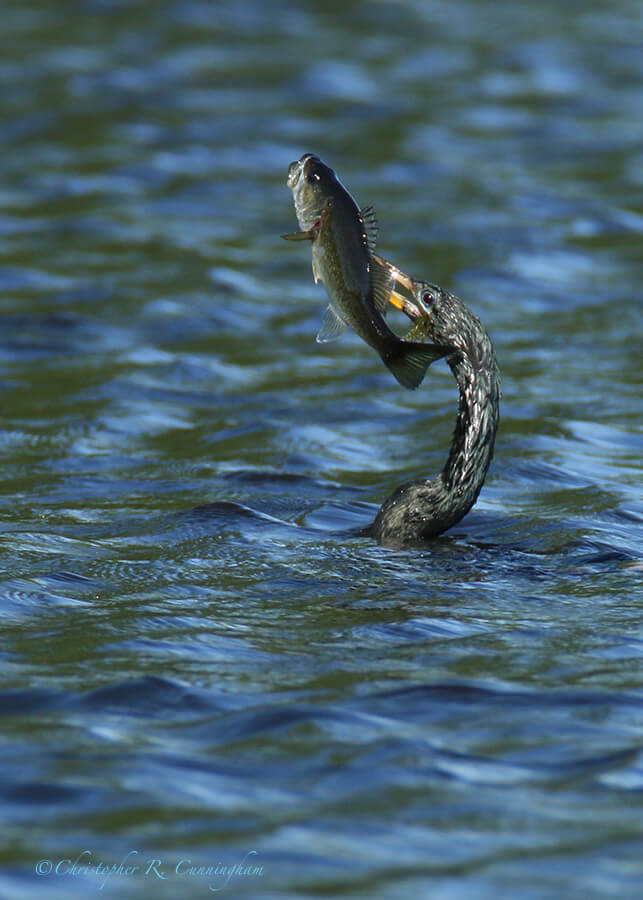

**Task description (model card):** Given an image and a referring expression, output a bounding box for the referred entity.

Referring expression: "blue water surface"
[0,1,642,898]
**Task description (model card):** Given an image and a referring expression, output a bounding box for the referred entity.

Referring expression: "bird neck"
[438,341,500,527]
[369,300,500,547]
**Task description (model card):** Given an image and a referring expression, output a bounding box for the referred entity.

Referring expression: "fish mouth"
[287,159,303,189]
[287,152,318,189]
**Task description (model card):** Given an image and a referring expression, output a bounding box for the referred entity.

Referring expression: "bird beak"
[388,268,414,293]
[371,252,424,322]
[387,289,408,311]
[384,268,422,322]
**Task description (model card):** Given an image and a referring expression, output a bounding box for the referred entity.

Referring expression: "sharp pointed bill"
[283,153,449,390]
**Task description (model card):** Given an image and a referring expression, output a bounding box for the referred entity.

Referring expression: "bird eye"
[422,290,434,305]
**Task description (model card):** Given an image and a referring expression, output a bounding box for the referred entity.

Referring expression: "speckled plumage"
[369,282,500,548]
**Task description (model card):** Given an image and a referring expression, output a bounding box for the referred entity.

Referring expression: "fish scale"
[283,153,449,390]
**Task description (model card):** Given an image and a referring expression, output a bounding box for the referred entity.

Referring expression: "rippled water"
[1,1,642,898]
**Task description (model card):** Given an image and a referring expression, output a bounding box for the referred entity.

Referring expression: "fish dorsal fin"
[316,306,348,343]
[359,205,378,251]
[369,255,396,317]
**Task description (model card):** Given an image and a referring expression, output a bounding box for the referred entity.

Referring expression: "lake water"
[1,1,642,898]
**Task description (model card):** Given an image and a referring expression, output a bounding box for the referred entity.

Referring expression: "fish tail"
[385,342,448,390]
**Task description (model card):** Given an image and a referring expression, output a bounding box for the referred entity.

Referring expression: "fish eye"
[422,290,434,305]
[307,171,321,184]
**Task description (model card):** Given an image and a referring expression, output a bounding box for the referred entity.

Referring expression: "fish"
[282,153,448,390]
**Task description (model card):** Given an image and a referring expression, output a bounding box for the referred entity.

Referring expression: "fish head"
[286,153,339,231]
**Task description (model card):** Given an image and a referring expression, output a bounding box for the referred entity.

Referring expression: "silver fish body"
[284,153,447,390]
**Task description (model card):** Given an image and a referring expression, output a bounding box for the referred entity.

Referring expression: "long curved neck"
[437,336,500,526]
[370,300,500,547]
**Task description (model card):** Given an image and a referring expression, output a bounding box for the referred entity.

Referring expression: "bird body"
[368,279,500,547]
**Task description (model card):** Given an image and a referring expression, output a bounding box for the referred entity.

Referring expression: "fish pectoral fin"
[359,205,378,251]
[312,257,323,284]
[369,255,398,317]
[316,306,348,343]
[282,201,334,242]
[281,230,315,241]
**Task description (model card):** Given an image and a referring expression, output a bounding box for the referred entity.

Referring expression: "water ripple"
[1,1,641,898]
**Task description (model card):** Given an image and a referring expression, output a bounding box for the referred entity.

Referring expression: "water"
[1,0,642,897]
